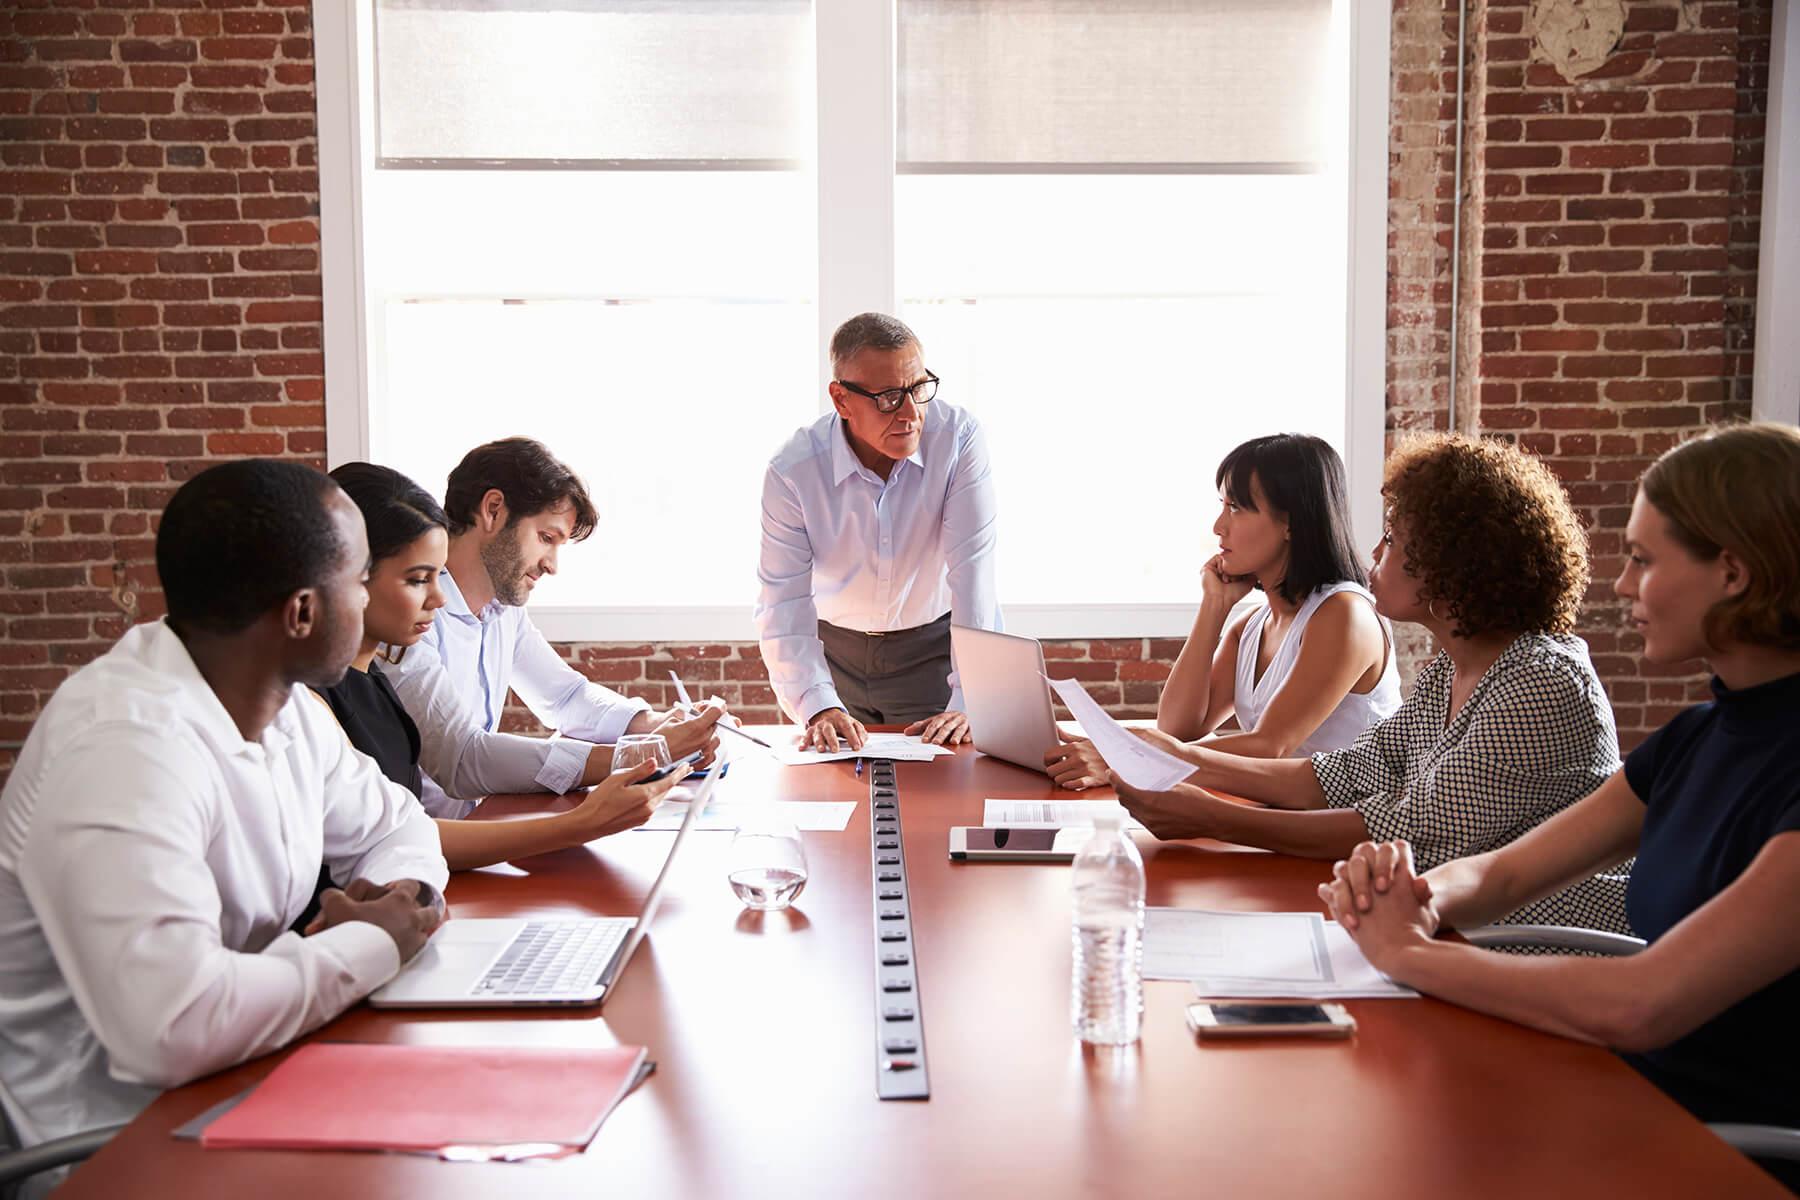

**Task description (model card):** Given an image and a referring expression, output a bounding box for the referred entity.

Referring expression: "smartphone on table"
[1186,1001,1356,1039]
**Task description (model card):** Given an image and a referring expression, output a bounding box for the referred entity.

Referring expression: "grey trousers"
[816,613,952,725]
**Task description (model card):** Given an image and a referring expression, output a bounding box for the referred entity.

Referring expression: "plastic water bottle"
[1071,812,1145,1045]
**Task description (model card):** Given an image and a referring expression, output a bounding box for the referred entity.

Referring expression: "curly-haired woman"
[1115,433,1630,931]
[1319,424,1800,1188]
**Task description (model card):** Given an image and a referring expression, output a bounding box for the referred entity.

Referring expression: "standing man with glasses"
[755,312,1002,750]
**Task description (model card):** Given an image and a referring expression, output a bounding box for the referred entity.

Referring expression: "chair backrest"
[0,1123,127,1195]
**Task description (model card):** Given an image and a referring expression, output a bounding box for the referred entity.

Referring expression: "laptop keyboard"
[474,919,630,996]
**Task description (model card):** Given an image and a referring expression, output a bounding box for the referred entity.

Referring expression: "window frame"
[317,0,1392,642]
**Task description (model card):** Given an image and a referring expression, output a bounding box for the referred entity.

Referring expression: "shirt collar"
[829,413,926,486]
[436,566,502,625]
[1708,668,1800,734]
[143,618,296,758]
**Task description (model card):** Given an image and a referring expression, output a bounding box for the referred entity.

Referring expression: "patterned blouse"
[1311,632,1633,933]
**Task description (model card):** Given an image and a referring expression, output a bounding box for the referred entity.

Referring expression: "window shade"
[374,0,811,165]
[897,0,1332,170]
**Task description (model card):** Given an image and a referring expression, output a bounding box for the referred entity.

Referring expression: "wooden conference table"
[63,735,1782,1198]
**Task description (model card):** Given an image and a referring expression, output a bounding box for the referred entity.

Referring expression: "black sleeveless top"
[314,661,424,798]
[293,661,426,932]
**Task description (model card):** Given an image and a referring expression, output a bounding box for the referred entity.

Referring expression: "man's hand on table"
[305,878,444,963]
[903,710,970,746]
[803,707,867,752]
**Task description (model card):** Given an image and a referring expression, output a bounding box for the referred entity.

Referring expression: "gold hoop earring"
[1427,598,1448,624]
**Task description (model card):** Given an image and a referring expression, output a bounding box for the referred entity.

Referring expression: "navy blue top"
[1621,668,1800,1128]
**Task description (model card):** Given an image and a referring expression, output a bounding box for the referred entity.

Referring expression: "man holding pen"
[389,438,724,817]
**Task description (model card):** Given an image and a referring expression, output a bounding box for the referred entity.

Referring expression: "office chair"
[0,1098,127,1200]
[1462,924,1800,1166]
[0,1125,126,1191]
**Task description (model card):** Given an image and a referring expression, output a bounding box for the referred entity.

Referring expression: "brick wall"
[1465,0,1766,739]
[0,0,1775,777]
[2,0,322,776]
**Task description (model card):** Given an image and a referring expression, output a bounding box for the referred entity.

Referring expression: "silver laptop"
[951,625,1060,774]
[369,766,721,1008]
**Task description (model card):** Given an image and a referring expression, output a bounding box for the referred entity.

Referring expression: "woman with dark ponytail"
[301,464,684,906]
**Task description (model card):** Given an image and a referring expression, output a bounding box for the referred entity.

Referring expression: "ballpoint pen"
[668,669,775,749]
[854,759,864,778]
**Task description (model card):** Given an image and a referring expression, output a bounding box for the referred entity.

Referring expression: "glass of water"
[728,814,808,911]
[611,733,671,778]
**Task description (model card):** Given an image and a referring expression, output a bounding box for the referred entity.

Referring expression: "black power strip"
[868,759,929,1100]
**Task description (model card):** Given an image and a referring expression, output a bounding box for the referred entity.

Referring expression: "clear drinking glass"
[728,815,809,911]
[611,733,671,777]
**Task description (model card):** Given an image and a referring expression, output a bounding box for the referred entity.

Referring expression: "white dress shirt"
[0,620,448,1163]
[386,568,649,818]
[755,400,1001,722]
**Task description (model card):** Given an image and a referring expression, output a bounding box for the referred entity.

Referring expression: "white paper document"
[982,799,1147,831]
[1044,676,1195,792]
[1141,908,1417,998]
[636,800,856,832]
[769,733,954,766]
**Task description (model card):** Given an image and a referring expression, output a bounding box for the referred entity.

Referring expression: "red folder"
[200,1042,647,1153]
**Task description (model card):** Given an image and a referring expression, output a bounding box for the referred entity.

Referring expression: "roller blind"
[374,0,812,166]
[897,0,1332,171]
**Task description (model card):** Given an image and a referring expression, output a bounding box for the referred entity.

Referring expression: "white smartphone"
[1185,1001,1356,1040]
[947,826,1088,861]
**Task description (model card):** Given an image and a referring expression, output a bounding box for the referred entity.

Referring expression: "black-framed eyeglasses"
[834,371,939,414]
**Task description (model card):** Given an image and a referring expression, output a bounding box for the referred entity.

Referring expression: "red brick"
[1564,301,1644,324]
[1653,141,1736,167]
[1568,145,1649,169]
[1563,355,1643,379]
[1522,118,1607,141]
[1520,381,1600,405]
[1524,173,1605,196]
[1607,223,1689,247]
[1045,662,1119,683]
[1651,87,1738,112]
[1518,329,1598,352]
[1610,116,1693,140]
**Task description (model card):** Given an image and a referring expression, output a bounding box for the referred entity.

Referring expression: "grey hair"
[829,312,920,375]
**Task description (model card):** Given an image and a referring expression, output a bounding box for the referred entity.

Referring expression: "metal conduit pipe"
[1446,0,1471,432]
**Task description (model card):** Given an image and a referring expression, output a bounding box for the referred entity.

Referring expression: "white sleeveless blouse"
[1232,581,1401,757]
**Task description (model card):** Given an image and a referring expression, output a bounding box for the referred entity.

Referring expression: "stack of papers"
[769,733,955,766]
[1141,908,1417,999]
[636,799,856,832]
[1044,677,1195,791]
[983,799,1147,831]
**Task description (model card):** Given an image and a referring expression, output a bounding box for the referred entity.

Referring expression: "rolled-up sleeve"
[940,416,1002,713]
[509,618,648,746]
[386,632,593,811]
[755,464,840,723]
[309,702,449,893]
[19,729,403,1092]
